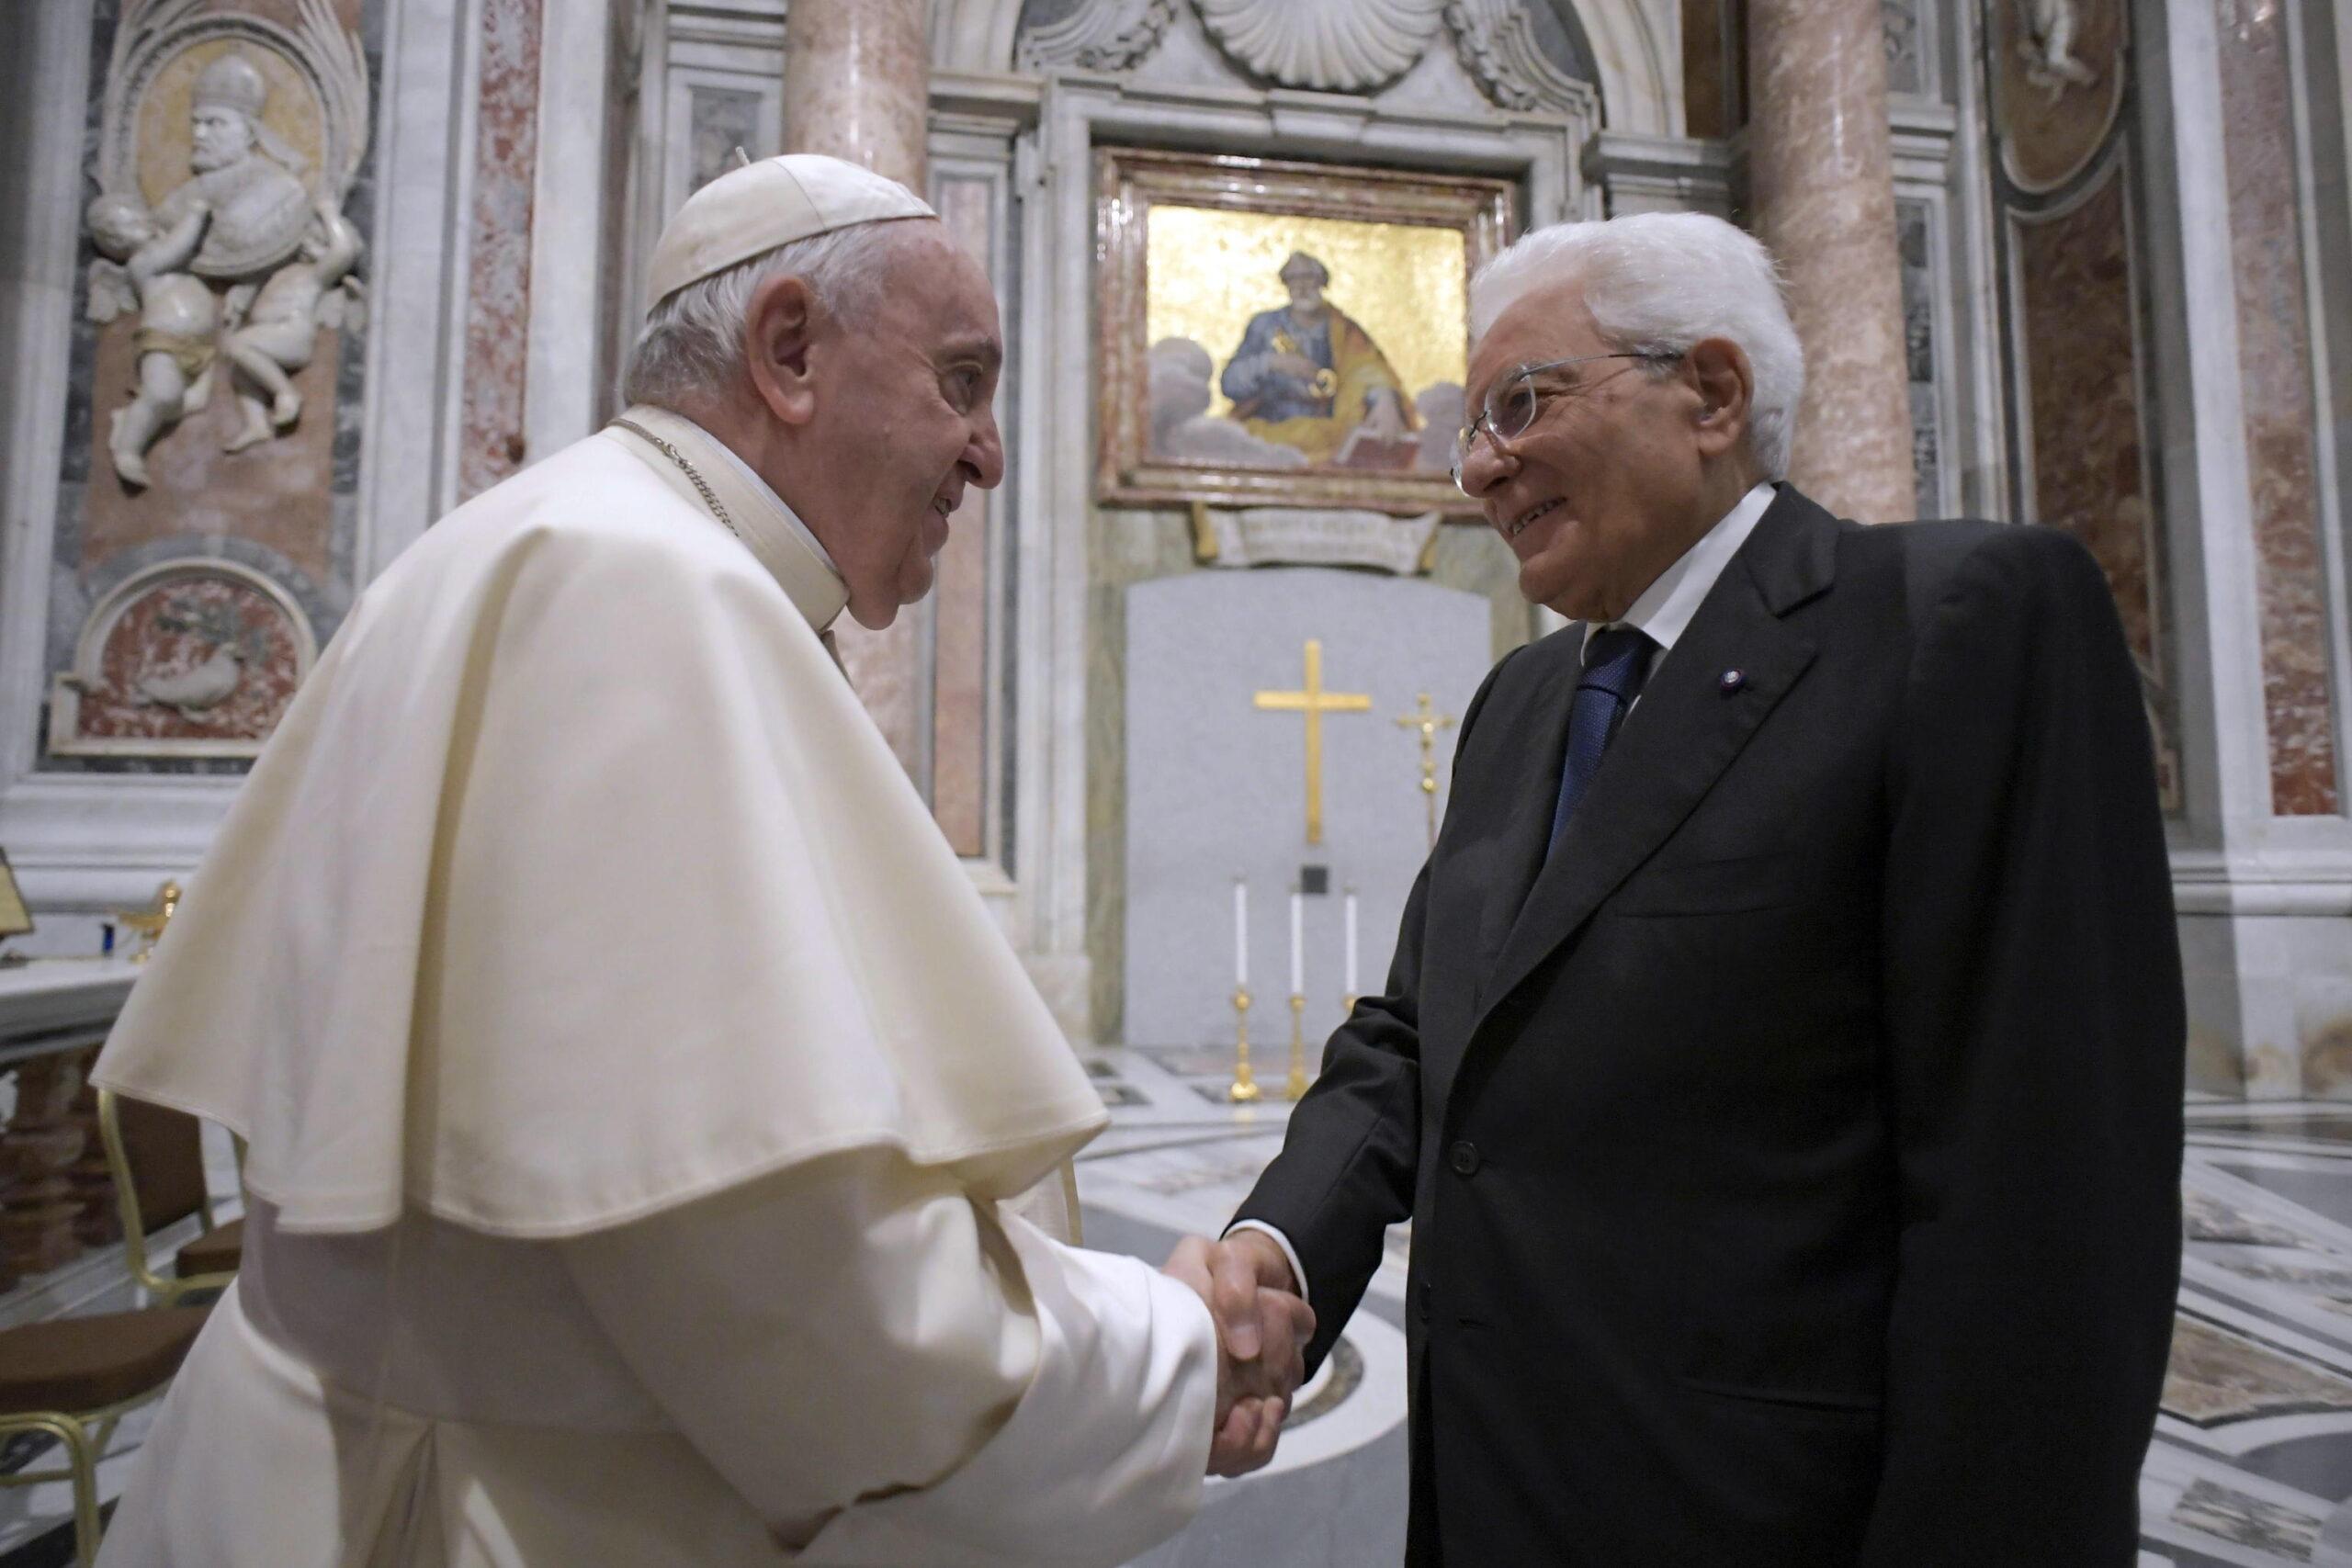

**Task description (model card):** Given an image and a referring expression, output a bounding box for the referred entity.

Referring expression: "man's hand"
[1164,1235,1314,1477]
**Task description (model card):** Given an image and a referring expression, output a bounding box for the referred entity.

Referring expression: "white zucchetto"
[643,152,936,314]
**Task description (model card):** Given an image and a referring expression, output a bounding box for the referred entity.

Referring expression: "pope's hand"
[1163,1235,1314,1477]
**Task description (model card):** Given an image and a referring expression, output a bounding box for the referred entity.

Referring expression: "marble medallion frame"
[1093,149,1514,513]
[46,558,320,761]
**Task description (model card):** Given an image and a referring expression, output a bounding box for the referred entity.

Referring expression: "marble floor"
[13,1068,2352,1564]
[1078,1060,2352,1568]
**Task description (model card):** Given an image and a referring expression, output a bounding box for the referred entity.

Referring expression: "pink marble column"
[1747,0,1917,523]
[784,0,932,781]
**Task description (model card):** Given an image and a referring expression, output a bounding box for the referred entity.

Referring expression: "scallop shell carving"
[1196,0,1451,93]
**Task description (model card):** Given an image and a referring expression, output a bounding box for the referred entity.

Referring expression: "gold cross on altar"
[1255,639,1372,845]
[1394,693,1461,848]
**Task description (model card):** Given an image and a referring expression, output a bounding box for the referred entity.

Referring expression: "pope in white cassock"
[90,154,1313,1567]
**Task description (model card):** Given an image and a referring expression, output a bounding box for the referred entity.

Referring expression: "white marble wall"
[1123,570,1492,1048]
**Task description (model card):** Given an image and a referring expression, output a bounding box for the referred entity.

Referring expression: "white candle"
[1290,891,1305,997]
[1345,889,1359,997]
[1233,878,1248,988]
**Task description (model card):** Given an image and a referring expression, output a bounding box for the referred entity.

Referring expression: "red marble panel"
[2015,166,2181,806]
[457,0,544,499]
[2219,2,2337,816]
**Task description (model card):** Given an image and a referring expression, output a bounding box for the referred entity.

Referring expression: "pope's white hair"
[1468,212,1805,479]
[618,219,929,409]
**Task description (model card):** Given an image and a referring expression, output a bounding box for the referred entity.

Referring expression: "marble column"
[783,0,933,781]
[1747,0,1917,523]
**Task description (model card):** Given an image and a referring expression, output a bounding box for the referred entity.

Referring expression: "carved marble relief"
[1444,0,1598,117]
[47,0,375,768]
[1194,0,1447,93]
[85,0,369,487]
[1882,0,1937,98]
[1018,0,1597,118]
[48,561,316,758]
[1017,0,1181,73]
[1988,0,2124,192]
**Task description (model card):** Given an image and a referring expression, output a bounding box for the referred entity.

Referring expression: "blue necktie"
[1549,626,1656,852]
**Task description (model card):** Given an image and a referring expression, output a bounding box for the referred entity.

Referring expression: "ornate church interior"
[1,0,2349,1562]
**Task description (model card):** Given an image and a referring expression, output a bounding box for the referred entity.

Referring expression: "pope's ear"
[742,274,819,427]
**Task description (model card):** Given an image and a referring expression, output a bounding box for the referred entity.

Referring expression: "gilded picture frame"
[1096,150,1516,513]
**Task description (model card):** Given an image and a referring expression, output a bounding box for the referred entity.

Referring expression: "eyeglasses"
[1450,352,1683,495]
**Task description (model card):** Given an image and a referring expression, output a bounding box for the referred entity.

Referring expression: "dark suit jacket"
[1233,485,2185,1566]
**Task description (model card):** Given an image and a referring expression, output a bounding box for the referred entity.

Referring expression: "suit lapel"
[1472,636,1585,986]
[1471,489,1838,1037]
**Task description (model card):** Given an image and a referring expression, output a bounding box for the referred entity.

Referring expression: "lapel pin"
[1719,669,1747,694]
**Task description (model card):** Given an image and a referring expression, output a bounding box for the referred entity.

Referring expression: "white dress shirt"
[1586,479,1776,690]
[1228,481,1779,1304]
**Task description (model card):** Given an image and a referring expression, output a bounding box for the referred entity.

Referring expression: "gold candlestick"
[1285,993,1310,1100]
[1393,693,1460,850]
[1227,987,1261,1102]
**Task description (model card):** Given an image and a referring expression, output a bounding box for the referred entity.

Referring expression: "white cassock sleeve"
[558,1149,1219,1567]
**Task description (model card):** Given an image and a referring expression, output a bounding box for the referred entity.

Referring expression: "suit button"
[1417,1280,1432,1321]
[1449,1140,1481,1177]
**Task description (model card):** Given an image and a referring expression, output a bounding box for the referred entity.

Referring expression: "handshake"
[1162,1229,1314,1479]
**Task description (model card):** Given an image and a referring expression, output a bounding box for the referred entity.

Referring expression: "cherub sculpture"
[2018,0,2098,100]
[82,0,372,486]
[220,199,366,453]
[86,195,218,489]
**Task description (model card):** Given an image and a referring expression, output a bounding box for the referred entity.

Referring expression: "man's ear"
[742,275,819,427]
[1684,335,1753,459]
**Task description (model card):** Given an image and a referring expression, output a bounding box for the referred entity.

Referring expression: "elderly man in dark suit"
[1201,211,2184,1565]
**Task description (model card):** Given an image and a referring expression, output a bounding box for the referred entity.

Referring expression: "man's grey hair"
[1467,212,1805,479]
[618,219,925,408]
